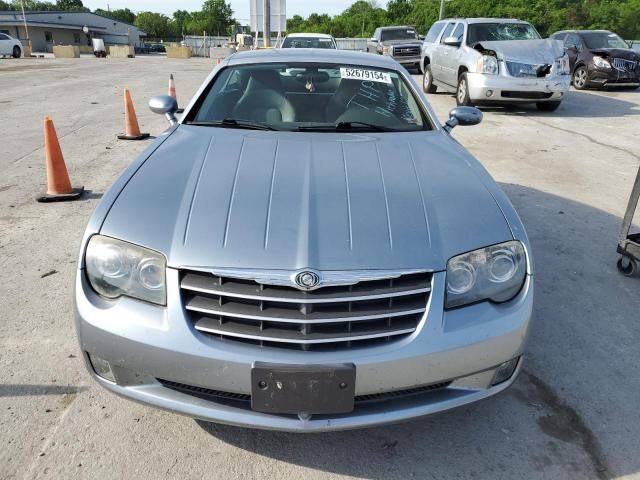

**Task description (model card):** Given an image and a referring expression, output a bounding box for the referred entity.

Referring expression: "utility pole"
[20,0,31,52]
[263,0,270,48]
[439,0,445,20]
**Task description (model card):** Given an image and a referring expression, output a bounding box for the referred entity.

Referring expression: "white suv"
[0,33,23,58]
[420,18,570,111]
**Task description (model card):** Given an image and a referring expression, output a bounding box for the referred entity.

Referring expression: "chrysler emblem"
[294,271,320,290]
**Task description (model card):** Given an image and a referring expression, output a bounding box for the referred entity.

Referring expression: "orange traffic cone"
[117,87,150,141]
[36,116,84,202]
[169,74,184,113]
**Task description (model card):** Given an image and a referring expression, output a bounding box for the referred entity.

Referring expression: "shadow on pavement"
[0,384,88,397]
[195,186,640,479]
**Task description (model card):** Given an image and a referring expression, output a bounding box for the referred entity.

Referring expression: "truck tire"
[456,72,473,106]
[422,65,437,93]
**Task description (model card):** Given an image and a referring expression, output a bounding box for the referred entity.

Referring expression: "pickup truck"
[367,26,422,70]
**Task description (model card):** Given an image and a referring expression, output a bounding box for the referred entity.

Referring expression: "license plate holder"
[251,363,356,415]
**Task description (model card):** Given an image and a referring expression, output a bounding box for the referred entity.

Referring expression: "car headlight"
[446,241,527,309]
[382,46,391,55]
[476,55,498,74]
[593,56,611,69]
[85,235,166,305]
[556,53,570,74]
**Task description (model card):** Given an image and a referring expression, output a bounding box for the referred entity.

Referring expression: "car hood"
[100,127,513,272]
[477,39,564,64]
[590,48,639,61]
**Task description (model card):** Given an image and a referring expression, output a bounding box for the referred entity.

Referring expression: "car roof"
[285,33,333,39]
[228,48,400,70]
[380,25,416,30]
[441,18,529,24]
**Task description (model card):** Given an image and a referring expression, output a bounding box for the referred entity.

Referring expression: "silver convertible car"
[75,49,533,432]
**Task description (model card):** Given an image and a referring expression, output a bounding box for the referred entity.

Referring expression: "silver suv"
[420,18,571,111]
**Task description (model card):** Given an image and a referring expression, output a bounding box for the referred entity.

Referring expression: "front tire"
[536,101,562,112]
[422,65,437,93]
[573,66,588,90]
[456,72,472,106]
[12,46,21,58]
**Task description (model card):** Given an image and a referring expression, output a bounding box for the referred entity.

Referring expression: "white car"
[280,33,337,49]
[0,32,23,58]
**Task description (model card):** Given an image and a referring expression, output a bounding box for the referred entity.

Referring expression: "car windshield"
[467,23,540,45]
[582,32,629,49]
[187,62,430,132]
[380,28,418,41]
[282,37,335,49]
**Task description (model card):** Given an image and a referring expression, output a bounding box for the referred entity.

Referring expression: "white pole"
[439,0,445,20]
[20,0,31,52]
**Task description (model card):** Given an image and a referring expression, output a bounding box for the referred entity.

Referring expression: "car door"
[440,22,465,86]
[368,28,381,54]
[431,22,455,81]
[0,34,10,55]
[563,33,582,71]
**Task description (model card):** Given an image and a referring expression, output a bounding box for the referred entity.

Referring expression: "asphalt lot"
[1,56,639,480]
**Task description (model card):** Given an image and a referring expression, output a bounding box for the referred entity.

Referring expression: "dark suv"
[551,30,640,90]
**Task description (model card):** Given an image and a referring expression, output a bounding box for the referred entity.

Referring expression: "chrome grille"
[180,270,431,351]
[612,57,638,73]
[393,46,420,57]
[505,61,551,78]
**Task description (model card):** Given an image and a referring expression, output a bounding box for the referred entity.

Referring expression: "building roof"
[0,11,144,34]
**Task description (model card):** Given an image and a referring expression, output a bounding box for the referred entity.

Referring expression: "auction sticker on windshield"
[340,68,392,84]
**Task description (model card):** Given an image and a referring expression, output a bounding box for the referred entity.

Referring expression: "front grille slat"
[180,270,432,351]
[393,46,420,57]
[181,272,430,304]
[193,316,417,344]
[185,295,426,324]
[612,57,638,73]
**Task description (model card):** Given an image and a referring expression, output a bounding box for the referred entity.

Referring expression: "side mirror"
[443,107,482,132]
[370,38,378,43]
[443,36,461,47]
[149,95,178,126]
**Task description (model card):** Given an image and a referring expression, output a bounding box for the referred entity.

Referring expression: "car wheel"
[572,66,588,90]
[456,73,472,106]
[422,65,437,93]
[12,46,21,58]
[536,101,562,112]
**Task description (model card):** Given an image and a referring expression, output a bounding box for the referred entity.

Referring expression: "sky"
[81,0,368,21]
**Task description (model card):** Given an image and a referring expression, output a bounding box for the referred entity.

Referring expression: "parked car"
[550,30,640,90]
[0,32,22,58]
[367,26,422,70]
[75,48,533,432]
[281,33,337,49]
[421,18,571,111]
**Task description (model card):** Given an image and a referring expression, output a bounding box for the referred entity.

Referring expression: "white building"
[0,11,146,52]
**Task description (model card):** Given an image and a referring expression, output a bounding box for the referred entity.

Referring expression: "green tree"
[55,0,86,10]
[172,10,191,37]
[134,11,172,39]
[185,0,234,35]
[94,8,136,24]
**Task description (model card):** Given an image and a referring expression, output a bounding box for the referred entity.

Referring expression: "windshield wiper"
[186,118,279,131]
[298,121,393,132]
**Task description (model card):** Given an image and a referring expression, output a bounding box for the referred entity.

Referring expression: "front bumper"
[586,65,640,87]
[75,269,534,432]
[391,55,421,66]
[467,72,571,103]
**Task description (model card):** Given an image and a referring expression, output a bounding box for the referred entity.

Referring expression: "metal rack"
[617,163,640,276]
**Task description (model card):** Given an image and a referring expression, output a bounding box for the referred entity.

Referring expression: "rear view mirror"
[149,95,178,126]
[443,36,461,47]
[443,107,482,132]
